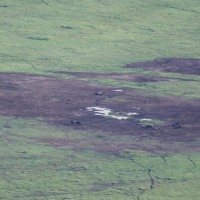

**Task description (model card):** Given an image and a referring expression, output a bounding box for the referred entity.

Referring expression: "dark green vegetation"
[0,1,200,199]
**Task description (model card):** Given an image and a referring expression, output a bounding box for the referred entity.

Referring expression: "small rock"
[76,121,82,125]
[172,122,181,129]
[95,91,103,96]
[153,126,159,130]
[71,120,82,125]
[61,26,75,29]
[141,124,158,130]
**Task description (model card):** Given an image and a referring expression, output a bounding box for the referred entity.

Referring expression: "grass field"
[1,117,200,200]
[1,0,200,74]
[0,1,200,200]
[89,78,200,99]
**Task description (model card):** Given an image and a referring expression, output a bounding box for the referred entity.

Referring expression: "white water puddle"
[127,112,139,116]
[140,118,152,121]
[86,106,155,124]
[108,115,128,120]
[86,106,155,125]
[113,89,123,92]
[133,107,140,110]
[86,107,128,120]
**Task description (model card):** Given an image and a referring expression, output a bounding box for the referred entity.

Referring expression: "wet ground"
[0,58,200,149]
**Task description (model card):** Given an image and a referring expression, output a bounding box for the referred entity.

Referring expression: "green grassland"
[0,117,200,200]
[89,78,200,99]
[0,1,200,199]
[0,0,200,75]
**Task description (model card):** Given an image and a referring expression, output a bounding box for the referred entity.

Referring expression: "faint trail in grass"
[30,63,38,71]
[159,153,171,164]
[137,189,145,200]
[187,155,197,168]
[53,59,71,71]
[41,0,51,6]
[147,169,154,189]
[131,159,145,168]
[160,155,167,163]
[18,45,42,72]
[0,52,39,71]
[155,176,177,183]
[158,3,200,15]
[136,168,155,200]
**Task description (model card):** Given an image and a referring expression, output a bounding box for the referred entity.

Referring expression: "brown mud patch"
[0,73,200,145]
[125,58,200,75]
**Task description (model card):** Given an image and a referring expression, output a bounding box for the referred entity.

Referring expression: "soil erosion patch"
[0,73,199,145]
[125,58,200,75]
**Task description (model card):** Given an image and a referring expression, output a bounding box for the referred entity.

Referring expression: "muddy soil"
[0,72,199,147]
[125,58,200,75]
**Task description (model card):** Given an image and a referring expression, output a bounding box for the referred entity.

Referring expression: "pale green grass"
[90,79,200,99]
[139,119,165,126]
[0,0,200,75]
[0,1,200,199]
[0,116,200,199]
[141,71,200,82]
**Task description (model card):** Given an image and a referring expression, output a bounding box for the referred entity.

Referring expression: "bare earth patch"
[0,70,199,149]
[125,58,200,75]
